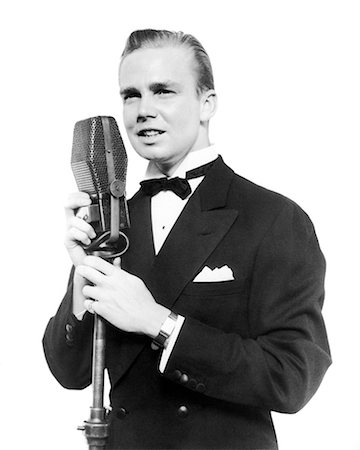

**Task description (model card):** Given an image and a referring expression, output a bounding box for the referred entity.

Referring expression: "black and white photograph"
[1,1,359,449]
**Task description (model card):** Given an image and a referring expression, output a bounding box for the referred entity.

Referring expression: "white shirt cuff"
[74,310,86,320]
[159,315,185,373]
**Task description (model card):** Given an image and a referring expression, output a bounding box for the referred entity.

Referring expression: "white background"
[1,1,359,449]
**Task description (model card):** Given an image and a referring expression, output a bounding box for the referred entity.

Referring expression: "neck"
[158,141,212,177]
[157,123,211,176]
[155,159,186,177]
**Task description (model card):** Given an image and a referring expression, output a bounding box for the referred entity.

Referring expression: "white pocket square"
[193,265,234,282]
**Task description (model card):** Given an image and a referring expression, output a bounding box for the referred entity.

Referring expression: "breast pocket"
[182,279,244,296]
[178,278,250,333]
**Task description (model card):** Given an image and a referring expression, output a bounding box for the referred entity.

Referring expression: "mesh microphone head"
[71,116,127,195]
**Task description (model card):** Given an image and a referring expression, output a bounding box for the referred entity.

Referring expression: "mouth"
[137,128,165,138]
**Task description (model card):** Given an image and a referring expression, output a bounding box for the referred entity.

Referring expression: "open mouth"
[137,129,165,137]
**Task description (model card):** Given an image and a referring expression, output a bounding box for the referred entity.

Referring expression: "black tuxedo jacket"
[43,157,331,449]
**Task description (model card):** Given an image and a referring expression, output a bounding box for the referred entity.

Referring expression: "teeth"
[139,130,163,137]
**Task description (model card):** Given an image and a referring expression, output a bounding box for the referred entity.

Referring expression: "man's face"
[119,45,210,172]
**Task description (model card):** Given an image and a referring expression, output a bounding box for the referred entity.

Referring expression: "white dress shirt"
[142,145,219,370]
[144,145,218,253]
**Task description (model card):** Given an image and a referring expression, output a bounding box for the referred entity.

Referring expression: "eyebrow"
[120,87,139,98]
[120,80,181,98]
[150,81,179,91]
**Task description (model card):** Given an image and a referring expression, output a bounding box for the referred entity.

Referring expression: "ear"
[200,89,217,122]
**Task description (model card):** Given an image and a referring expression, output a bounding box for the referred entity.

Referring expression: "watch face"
[151,313,178,350]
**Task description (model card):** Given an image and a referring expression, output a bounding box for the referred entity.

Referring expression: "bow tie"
[140,159,216,199]
[140,177,191,199]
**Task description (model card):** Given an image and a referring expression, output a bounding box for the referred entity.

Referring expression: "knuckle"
[68,228,80,240]
[82,285,90,296]
[83,255,93,264]
[65,192,91,210]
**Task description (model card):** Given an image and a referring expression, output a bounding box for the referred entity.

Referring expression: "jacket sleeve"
[163,201,331,413]
[42,267,94,389]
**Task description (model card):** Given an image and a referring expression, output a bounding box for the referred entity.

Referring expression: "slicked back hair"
[121,29,215,95]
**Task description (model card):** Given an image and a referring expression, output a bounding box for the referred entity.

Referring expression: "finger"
[65,192,92,210]
[64,193,92,219]
[83,255,115,276]
[84,299,105,317]
[76,265,105,285]
[113,257,121,268]
[65,228,91,247]
[84,299,96,314]
[67,216,96,238]
[82,284,101,300]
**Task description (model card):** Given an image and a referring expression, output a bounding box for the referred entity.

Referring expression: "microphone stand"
[77,116,130,449]
[78,206,129,449]
[78,314,109,449]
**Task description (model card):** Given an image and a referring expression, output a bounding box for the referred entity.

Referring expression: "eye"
[123,92,140,101]
[156,89,174,96]
[121,88,141,102]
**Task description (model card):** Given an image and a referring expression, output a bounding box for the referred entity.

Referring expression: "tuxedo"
[43,156,331,449]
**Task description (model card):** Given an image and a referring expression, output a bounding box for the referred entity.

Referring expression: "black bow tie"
[140,177,191,199]
[140,159,216,199]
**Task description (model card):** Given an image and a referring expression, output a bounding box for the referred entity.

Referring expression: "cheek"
[122,106,137,130]
[168,102,200,133]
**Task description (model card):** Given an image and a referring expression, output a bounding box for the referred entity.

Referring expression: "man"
[43,29,331,449]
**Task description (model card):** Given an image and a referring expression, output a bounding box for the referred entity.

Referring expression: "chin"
[134,144,172,163]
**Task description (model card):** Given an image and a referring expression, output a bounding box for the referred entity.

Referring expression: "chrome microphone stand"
[77,214,130,450]
[77,313,109,449]
[72,115,130,449]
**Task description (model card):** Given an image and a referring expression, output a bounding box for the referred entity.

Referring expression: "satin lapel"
[110,190,155,385]
[147,157,238,309]
[148,194,238,309]
[122,191,155,279]
[110,158,238,384]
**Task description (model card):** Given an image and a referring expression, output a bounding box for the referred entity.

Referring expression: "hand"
[64,192,96,267]
[76,255,170,337]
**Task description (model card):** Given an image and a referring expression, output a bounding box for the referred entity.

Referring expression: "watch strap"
[151,311,178,350]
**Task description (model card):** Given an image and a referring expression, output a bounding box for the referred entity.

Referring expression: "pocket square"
[193,265,234,282]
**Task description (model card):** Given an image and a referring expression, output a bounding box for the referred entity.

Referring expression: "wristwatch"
[151,311,178,350]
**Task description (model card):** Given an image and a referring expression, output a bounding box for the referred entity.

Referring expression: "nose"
[137,94,157,122]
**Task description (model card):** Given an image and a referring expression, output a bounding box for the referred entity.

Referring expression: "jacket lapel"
[122,191,155,278]
[147,159,238,308]
[110,157,238,382]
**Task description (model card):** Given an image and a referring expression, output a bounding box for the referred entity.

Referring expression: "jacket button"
[65,333,74,342]
[65,324,73,332]
[177,405,189,418]
[65,333,74,346]
[173,370,182,381]
[179,374,189,384]
[188,378,197,389]
[116,407,128,419]
[196,383,206,393]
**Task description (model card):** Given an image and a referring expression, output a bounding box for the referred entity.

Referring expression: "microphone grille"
[108,116,128,184]
[71,116,127,195]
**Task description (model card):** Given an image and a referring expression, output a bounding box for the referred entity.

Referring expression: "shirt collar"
[144,145,219,180]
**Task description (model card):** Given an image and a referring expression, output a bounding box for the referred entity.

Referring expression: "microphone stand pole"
[78,314,109,449]
[78,228,128,449]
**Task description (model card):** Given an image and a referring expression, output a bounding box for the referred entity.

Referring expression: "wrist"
[145,305,171,339]
[151,310,179,350]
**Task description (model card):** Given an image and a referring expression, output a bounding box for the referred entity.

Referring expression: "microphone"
[71,116,130,259]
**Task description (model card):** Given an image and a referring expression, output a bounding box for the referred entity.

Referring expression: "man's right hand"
[64,192,96,267]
